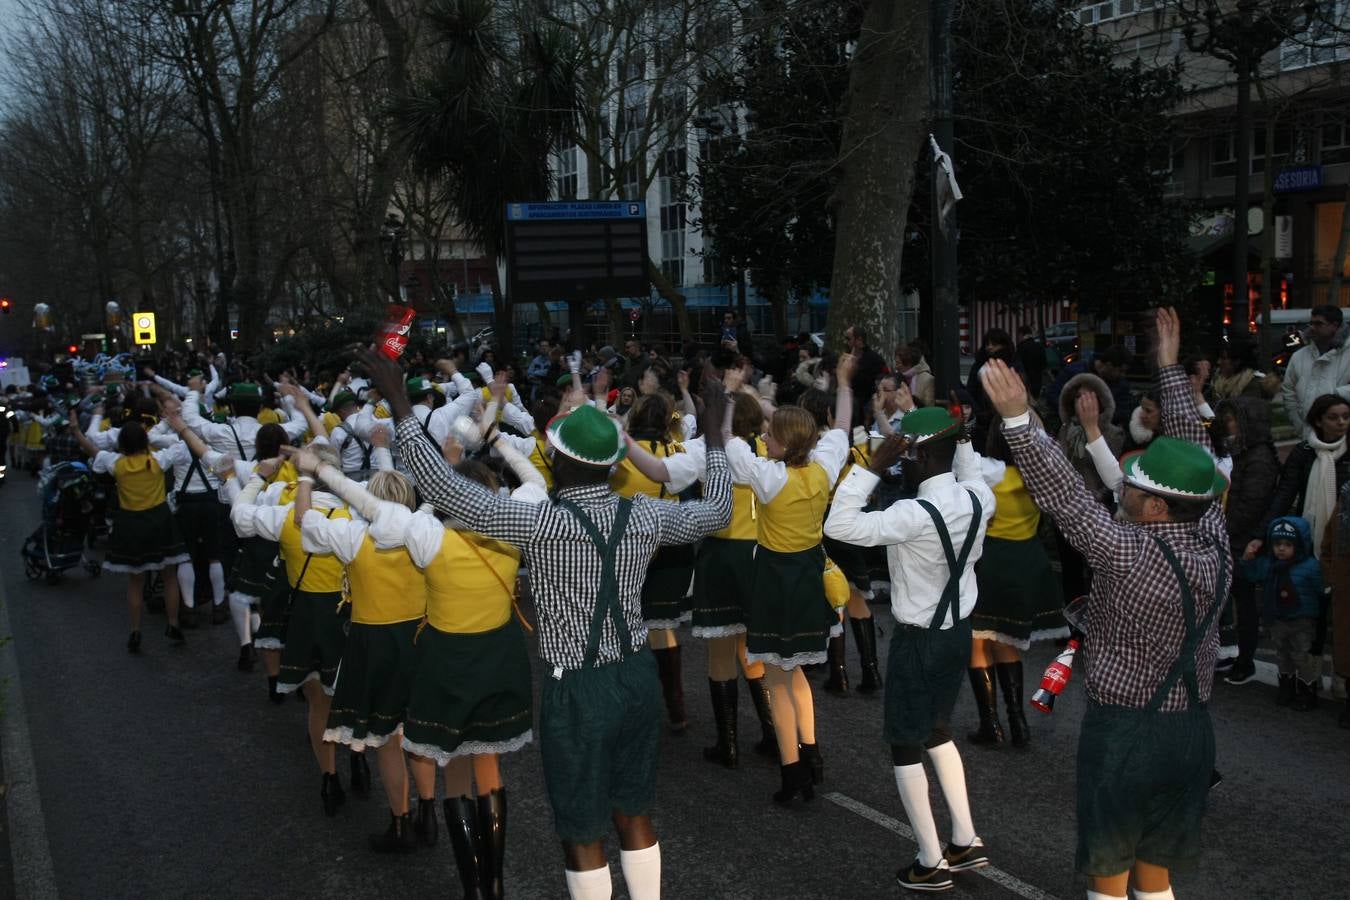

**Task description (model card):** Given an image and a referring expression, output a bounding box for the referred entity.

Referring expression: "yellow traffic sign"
[133,312,157,345]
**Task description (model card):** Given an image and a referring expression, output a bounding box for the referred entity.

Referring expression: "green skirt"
[228,535,279,600]
[277,591,348,694]
[104,504,190,574]
[883,620,971,746]
[745,544,836,670]
[325,619,420,751]
[402,618,534,765]
[972,536,1067,648]
[253,557,292,650]
[691,537,755,638]
[641,543,695,630]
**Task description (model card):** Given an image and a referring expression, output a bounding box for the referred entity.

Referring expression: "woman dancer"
[725,354,855,803]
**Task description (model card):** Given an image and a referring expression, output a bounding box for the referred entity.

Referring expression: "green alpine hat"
[556,373,575,387]
[1120,436,1227,500]
[406,376,436,400]
[227,382,262,400]
[546,404,626,467]
[329,390,359,412]
[900,406,961,445]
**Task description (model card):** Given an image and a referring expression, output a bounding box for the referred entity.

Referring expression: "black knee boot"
[349,749,371,796]
[444,796,486,899]
[702,679,740,768]
[413,797,438,848]
[851,616,883,693]
[823,631,849,694]
[966,667,1003,746]
[745,676,779,759]
[652,646,688,733]
[1277,673,1296,706]
[995,661,1029,747]
[476,788,507,900]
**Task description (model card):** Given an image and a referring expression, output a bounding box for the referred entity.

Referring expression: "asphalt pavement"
[0,480,1347,899]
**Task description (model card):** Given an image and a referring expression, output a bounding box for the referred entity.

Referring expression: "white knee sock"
[208,562,226,606]
[894,764,942,868]
[1133,889,1174,900]
[229,593,253,646]
[926,740,976,846]
[177,562,196,608]
[564,865,612,900]
[619,843,661,900]
[250,611,261,633]
[1087,892,1126,900]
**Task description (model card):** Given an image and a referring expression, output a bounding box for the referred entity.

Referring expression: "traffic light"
[67,344,78,354]
[0,298,11,315]
[133,311,157,346]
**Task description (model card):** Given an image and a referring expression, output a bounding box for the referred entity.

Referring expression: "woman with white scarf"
[1249,394,1350,710]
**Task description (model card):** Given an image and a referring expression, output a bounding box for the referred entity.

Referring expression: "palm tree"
[395,0,582,359]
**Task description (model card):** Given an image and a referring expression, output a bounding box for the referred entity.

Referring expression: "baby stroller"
[23,461,103,583]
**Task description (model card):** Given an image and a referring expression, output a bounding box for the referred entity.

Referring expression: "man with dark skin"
[357,347,732,900]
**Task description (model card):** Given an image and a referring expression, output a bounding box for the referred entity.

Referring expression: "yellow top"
[279,504,349,593]
[824,556,850,610]
[114,453,168,511]
[758,463,831,553]
[528,432,555,492]
[424,530,521,634]
[717,437,767,541]
[611,440,684,501]
[374,404,392,420]
[257,408,282,425]
[346,534,427,625]
[320,411,342,434]
[986,465,1040,541]
[24,421,44,450]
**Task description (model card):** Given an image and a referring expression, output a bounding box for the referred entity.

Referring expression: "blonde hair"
[366,470,416,511]
[771,406,818,467]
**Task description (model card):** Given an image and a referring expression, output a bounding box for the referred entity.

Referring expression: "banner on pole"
[930,134,963,238]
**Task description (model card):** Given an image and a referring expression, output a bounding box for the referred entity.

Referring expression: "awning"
[1186,232,1263,260]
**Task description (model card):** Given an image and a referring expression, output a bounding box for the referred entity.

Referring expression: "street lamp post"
[930,0,960,394]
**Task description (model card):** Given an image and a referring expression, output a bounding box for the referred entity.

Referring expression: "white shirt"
[85,416,178,451]
[824,442,995,629]
[331,415,372,472]
[724,429,849,503]
[162,439,226,494]
[181,391,308,458]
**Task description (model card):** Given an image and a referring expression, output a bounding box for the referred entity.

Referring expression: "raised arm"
[280,382,326,439]
[1076,389,1124,493]
[1153,307,1210,451]
[297,446,382,520]
[650,380,731,544]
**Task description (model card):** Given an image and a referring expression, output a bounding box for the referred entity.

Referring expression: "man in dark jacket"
[845,325,887,421]
[1016,325,1047,400]
[1046,346,1132,427]
[1213,396,1281,685]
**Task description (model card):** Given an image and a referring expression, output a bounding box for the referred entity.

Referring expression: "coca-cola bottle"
[376,305,417,360]
[1030,639,1078,714]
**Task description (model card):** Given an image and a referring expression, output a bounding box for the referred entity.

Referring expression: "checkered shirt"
[396,417,732,671]
[1004,364,1231,711]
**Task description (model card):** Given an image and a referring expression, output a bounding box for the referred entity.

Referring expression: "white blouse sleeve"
[300,510,368,562]
[809,429,850,486]
[725,435,788,504]
[91,450,120,475]
[664,437,706,494]
[1085,435,1125,493]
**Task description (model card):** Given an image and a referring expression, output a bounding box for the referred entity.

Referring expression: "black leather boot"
[995,661,1030,747]
[369,812,415,853]
[823,632,849,695]
[966,667,1004,746]
[476,788,507,900]
[850,616,883,693]
[320,771,346,817]
[652,646,688,733]
[772,760,814,805]
[798,742,824,786]
[745,677,779,759]
[349,750,371,797]
[413,797,438,848]
[702,679,740,768]
[444,796,486,899]
[267,676,285,705]
[1293,678,1319,711]
[1276,673,1296,706]
[237,642,256,672]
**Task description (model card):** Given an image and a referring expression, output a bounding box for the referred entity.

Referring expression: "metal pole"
[930,0,960,394]
[1231,17,1252,338]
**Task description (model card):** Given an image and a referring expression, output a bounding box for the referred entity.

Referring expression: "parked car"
[1043,320,1078,368]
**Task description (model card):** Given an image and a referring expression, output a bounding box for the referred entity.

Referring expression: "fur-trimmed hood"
[1058,372,1116,429]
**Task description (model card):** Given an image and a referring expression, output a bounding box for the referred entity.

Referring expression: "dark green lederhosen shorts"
[539,649,661,844]
[882,618,972,746]
[252,557,291,650]
[278,590,348,694]
[228,535,279,600]
[691,537,755,637]
[1075,701,1215,876]
[402,619,534,765]
[325,618,420,750]
[971,535,1067,647]
[641,544,695,629]
[746,544,835,669]
[103,503,190,573]
[822,535,871,592]
[174,492,222,562]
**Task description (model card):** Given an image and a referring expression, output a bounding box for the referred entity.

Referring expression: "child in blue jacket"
[1241,516,1324,709]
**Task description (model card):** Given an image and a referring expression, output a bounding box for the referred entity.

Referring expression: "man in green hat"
[327,390,371,476]
[181,378,308,460]
[981,307,1230,900]
[359,348,732,900]
[825,404,996,893]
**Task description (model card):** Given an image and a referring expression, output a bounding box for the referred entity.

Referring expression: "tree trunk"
[646,258,693,341]
[1258,115,1276,361]
[826,0,928,357]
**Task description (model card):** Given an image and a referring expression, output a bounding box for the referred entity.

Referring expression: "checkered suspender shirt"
[395,417,733,671]
[1003,364,1231,711]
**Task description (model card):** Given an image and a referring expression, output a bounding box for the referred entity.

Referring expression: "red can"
[376,305,416,360]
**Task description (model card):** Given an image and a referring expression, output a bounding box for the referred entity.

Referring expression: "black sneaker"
[212,603,229,625]
[896,858,953,892]
[127,630,142,653]
[237,642,257,672]
[1224,661,1257,685]
[943,837,989,871]
[165,624,185,644]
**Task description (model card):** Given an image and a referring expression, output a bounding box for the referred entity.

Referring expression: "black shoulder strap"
[419,409,433,440]
[915,489,983,630]
[339,428,371,469]
[226,422,246,458]
[291,507,335,594]
[176,443,212,498]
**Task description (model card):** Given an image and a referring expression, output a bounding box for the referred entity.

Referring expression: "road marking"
[824,791,1059,900]
[0,579,59,900]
